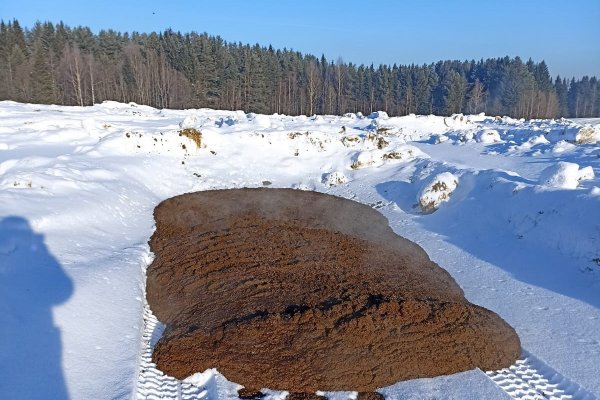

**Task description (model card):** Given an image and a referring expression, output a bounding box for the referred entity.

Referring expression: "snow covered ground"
[0,101,599,400]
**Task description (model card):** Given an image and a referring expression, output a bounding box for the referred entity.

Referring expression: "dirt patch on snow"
[146,188,520,392]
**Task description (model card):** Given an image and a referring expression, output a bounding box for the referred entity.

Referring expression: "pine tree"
[30,44,55,103]
[443,70,467,114]
[0,19,597,118]
[554,76,568,117]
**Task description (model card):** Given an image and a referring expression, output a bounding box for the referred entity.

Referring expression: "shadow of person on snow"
[0,216,73,400]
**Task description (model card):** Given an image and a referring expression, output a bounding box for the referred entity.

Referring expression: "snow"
[476,129,502,143]
[538,161,595,189]
[417,171,459,212]
[368,110,389,119]
[184,370,219,398]
[546,123,600,144]
[321,171,349,186]
[0,102,599,400]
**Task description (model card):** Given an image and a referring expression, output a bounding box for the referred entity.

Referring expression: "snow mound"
[458,131,475,142]
[382,144,427,162]
[183,369,216,386]
[552,140,576,154]
[247,113,271,128]
[341,134,363,147]
[443,114,472,128]
[286,130,331,152]
[321,171,349,186]
[546,124,600,144]
[431,134,449,144]
[526,134,550,146]
[179,115,202,129]
[418,172,459,213]
[476,129,502,143]
[538,162,595,189]
[366,133,390,149]
[351,150,385,169]
[368,111,389,119]
[574,125,600,144]
[351,145,425,169]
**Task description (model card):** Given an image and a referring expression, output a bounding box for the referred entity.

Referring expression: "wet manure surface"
[146,188,520,393]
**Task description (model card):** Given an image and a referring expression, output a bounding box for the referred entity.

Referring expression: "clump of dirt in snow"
[418,172,459,212]
[146,188,520,393]
[321,171,348,186]
[178,128,202,149]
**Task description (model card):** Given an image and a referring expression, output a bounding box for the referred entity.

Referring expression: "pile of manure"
[146,188,520,395]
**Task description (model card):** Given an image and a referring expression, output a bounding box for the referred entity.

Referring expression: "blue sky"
[2,0,599,78]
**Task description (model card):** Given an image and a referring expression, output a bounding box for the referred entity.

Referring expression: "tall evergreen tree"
[0,19,597,118]
[554,76,568,116]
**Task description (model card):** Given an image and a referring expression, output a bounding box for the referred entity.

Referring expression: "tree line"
[1,19,599,118]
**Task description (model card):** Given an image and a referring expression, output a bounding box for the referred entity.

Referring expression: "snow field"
[0,101,599,399]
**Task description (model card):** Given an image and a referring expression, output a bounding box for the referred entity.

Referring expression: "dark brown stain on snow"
[146,188,520,393]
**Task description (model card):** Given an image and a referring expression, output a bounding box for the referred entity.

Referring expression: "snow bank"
[443,114,473,128]
[179,115,203,129]
[476,129,502,143]
[431,134,449,144]
[574,125,600,144]
[538,162,595,189]
[351,149,385,169]
[551,140,576,154]
[368,111,389,119]
[247,113,271,128]
[183,369,219,398]
[525,134,550,146]
[418,172,459,212]
[458,131,475,142]
[546,124,600,144]
[382,144,427,162]
[351,145,425,169]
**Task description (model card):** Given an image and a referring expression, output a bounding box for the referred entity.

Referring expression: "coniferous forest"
[1,20,599,118]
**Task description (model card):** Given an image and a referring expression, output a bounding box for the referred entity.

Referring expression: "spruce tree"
[30,45,55,103]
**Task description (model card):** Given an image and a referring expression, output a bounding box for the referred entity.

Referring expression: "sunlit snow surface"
[0,101,598,399]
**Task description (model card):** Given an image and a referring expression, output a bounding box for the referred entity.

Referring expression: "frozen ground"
[0,101,598,399]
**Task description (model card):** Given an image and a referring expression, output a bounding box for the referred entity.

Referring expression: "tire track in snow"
[485,351,597,400]
[136,303,216,400]
[136,300,291,400]
[137,310,598,400]
[135,268,597,400]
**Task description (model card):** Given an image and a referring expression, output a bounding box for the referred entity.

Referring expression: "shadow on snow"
[0,216,73,400]
[375,174,600,310]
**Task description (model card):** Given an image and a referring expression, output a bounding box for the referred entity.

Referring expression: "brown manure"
[147,188,520,392]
